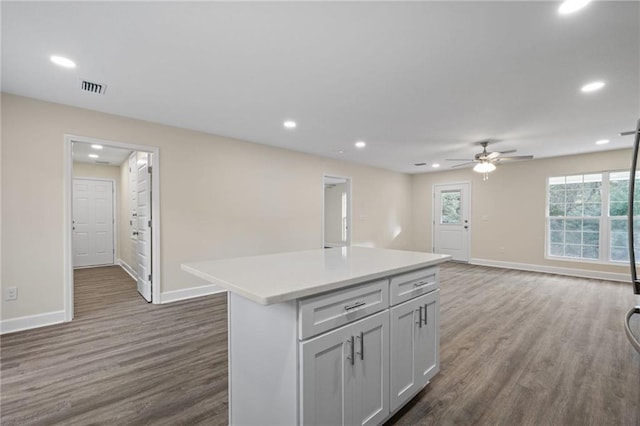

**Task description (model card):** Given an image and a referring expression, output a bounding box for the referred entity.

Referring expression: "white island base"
[182,247,450,426]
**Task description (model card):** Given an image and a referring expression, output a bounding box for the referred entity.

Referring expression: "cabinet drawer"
[299,279,389,340]
[390,267,439,306]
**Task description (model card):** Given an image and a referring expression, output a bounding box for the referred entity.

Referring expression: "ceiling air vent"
[95,160,111,165]
[81,80,106,95]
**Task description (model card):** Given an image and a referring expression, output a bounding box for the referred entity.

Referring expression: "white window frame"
[545,170,637,265]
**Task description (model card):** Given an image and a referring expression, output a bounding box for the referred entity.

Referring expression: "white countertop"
[181,247,450,305]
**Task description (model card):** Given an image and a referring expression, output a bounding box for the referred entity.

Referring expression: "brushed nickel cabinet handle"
[348,336,355,366]
[345,301,366,311]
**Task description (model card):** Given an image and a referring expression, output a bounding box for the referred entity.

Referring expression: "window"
[547,171,640,263]
[440,190,461,224]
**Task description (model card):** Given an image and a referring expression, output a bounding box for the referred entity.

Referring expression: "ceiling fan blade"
[451,161,476,168]
[445,158,474,162]
[498,149,517,155]
[498,155,534,161]
[486,152,501,161]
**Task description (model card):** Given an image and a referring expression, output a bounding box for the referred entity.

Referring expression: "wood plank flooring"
[1,263,639,425]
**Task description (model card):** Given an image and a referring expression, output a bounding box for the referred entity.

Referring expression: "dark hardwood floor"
[1,263,639,425]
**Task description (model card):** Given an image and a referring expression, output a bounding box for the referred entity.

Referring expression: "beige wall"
[1,93,413,320]
[411,149,633,274]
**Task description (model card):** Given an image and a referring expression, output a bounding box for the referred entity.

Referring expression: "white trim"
[159,285,226,304]
[322,174,352,248]
[1,310,65,335]
[117,258,138,281]
[470,257,630,282]
[64,134,162,324]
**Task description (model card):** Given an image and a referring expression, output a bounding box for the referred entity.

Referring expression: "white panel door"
[354,311,389,426]
[433,183,470,261]
[301,323,355,426]
[136,152,152,302]
[73,179,114,267]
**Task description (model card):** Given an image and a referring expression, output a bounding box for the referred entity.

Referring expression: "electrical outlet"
[5,287,18,301]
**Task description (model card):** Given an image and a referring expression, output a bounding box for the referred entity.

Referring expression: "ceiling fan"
[446,140,534,180]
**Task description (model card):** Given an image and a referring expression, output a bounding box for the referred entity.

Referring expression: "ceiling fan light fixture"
[473,161,496,173]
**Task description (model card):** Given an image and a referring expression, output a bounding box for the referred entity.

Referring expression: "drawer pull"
[414,279,432,288]
[344,301,366,311]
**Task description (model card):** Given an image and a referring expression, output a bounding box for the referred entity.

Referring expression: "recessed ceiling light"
[355,141,366,149]
[581,81,605,93]
[91,144,103,150]
[414,163,427,166]
[432,163,440,168]
[283,120,296,129]
[89,154,99,159]
[50,55,76,69]
[595,139,610,145]
[558,0,591,15]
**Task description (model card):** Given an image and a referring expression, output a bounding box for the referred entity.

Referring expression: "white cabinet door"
[389,296,421,411]
[301,322,355,426]
[301,310,389,426]
[416,290,439,386]
[354,311,389,426]
[389,290,440,412]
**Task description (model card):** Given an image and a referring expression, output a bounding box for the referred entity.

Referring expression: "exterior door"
[136,152,152,302]
[433,182,470,261]
[73,179,114,267]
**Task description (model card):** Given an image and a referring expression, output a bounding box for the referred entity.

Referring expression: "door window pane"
[440,191,461,224]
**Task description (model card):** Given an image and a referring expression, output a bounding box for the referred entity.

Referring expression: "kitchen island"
[182,247,450,426]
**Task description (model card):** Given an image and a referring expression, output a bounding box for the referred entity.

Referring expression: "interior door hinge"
[148,166,152,174]
[148,274,152,282]
[148,219,152,228]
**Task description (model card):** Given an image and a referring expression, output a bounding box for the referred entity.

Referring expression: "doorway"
[64,135,161,322]
[323,175,352,248]
[433,182,471,262]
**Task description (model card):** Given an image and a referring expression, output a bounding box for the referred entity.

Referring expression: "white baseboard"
[469,258,630,282]
[117,259,138,281]
[159,284,226,304]
[1,310,66,335]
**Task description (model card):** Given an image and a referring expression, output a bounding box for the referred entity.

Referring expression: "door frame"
[431,181,471,261]
[72,177,117,268]
[322,174,352,248]
[64,134,162,322]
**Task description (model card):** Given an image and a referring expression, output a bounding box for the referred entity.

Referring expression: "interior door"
[136,152,152,302]
[433,183,470,261]
[73,179,114,267]
[323,175,351,248]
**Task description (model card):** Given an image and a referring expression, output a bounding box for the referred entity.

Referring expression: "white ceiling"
[2,1,639,173]
[72,141,131,166]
